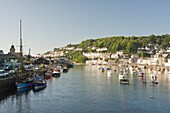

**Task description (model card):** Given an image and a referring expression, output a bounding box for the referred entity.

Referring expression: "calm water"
[0,65,170,113]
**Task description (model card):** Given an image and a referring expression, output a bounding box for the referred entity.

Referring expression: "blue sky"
[0,0,170,55]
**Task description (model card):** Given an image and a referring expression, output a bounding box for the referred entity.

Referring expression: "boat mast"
[19,19,23,79]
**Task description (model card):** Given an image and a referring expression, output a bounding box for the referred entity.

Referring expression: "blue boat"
[17,87,32,93]
[32,77,47,91]
[16,81,33,89]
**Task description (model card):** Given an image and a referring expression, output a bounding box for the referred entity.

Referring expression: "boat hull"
[52,73,60,77]
[63,68,68,73]
[32,83,47,91]
[16,82,32,89]
[120,79,129,85]
[17,87,32,93]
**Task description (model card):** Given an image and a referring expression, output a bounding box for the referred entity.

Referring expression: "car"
[9,70,16,74]
[0,69,9,77]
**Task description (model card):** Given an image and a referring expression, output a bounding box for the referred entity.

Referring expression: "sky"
[0,0,170,55]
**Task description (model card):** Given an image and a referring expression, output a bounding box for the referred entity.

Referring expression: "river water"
[0,65,170,113]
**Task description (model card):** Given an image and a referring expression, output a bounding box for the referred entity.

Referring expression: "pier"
[0,76,16,93]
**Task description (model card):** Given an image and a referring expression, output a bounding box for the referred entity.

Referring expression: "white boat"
[150,73,157,79]
[119,70,129,84]
[52,69,61,77]
[119,71,125,80]
[107,70,113,76]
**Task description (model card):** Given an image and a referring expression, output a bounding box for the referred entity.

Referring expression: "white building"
[96,48,107,52]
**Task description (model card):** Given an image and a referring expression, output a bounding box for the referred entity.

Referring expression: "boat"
[52,69,61,77]
[150,73,158,84]
[16,20,34,89]
[99,67,105,72]
[119,71,125,80]
[138,71,144,78]
[119,70,129,84]
[16,79,33,89]
[32,77,47,91]
[63,66,68,73]
[107,70,113,76]
[150,73,157,79]
[44,70,52,79]
[17,87,32,94]
[120,79,129,84]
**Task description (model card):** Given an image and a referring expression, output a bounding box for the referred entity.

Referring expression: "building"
[0,45,19,63]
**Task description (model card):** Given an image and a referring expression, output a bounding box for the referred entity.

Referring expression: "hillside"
[65,34,170,53]
[53,34,170,63]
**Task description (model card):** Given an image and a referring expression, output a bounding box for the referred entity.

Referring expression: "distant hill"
[64,34,170,54]
[51,34,170,63]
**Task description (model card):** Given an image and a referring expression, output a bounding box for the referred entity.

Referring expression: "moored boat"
[138,71,144,78]
[32,77,47,91]
[44,70,52,79]
[120,79,129,84]
[17,87,32,93]
[119,71,125,80]
[52,69,61,77]
[107,70,113,76]
[16,80,33,89]
[63,66,68,73]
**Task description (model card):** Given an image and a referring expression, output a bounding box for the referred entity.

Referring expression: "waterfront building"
[96,47,107,52]
[75,48,83,51]
[0,50,4,55]
[0,45,19,64]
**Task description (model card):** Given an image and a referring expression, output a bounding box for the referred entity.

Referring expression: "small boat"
[44,71,52,79]
[32,77,47,91]
[150,73,158,84]
[17,87,32,94]
[99,67,105,72]
[63,66,68,73]
[119,71,125,80]
[138,71,144,78]
[16,77,34,89]
[120,79,129,84]
[150,73,157,79]
[107,70,113,76]
[52,69,61,77]
[16,82,33,89]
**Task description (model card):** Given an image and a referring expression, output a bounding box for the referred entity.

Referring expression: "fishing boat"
[32,77,47,91]
[52,69,61,77]
[16,20,34,89]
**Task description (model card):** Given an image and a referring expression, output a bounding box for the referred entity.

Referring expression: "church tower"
[10,45,15,54]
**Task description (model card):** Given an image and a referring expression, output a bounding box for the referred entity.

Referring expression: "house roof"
[0,54,18,60]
